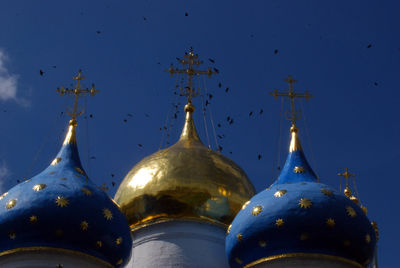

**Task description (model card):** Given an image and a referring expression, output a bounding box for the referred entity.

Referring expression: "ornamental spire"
[56,70,99,144]
[270,75,312,152]
[166,47,216,104]
[270,75,312,127]
[338,168,355,198]
[56,70,99,125]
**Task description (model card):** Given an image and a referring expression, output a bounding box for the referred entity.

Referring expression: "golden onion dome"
[114,103,256,230]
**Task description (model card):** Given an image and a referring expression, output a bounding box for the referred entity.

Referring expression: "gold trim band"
[131,216,228,232]
[0,246,114,268]
[244,252,363,268]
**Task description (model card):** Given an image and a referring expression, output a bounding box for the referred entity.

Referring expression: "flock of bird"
[30,11,379,192]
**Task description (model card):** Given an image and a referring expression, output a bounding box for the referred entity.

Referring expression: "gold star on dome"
[6,199,17,209]
[300,233,309,240]
[274,190,287,197]
[116,237,123,245]
[252,205,263,216]
[96,241,103,248]
[275,218,284,227]
[103,208,113,220]
[346,206,357,218]
[48,172,56,175]
[116,259,123,265]
[0,192,8,200]
[326,218,335,228]
[236,233,243,242]
[33,184,47,192]
[75,167,85,175]
[81,188,92,196]
[80,221,89,231]
[30,215,38,224]
[8,231,16,240]
[365,234,371,244]
[321,188,333,196]
[299,198,312,209]
[51,157,62,165]
[293,166,305,173]
[259,240,267,247]
[60,177,67,181]
[226,224,232,234]
[55,196,69,208]
[241,200,250,210]
[235,257,243,264]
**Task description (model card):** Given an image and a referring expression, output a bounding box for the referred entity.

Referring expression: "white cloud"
[0,49,19,102]
[0,161,11,194]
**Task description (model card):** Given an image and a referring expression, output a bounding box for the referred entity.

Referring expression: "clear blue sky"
[0,1,398,266]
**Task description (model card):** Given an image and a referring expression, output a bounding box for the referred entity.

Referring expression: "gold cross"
[56,71,99,121]
[270,75,312,126]
[166,48,216,103]
[338,168,355,197]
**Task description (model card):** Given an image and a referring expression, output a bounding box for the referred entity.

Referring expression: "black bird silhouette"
[145,113,150,117]
[90,156,96,160]
[208,93,213,100]
[258,154,262,160]
[111,174,115,177]
[218,83,222,88]
[374,82,378,86]
[217,123,221,127]
[225,87,229,93]
[249,111,253,116]
[274,49,279,54]
[209,58,215,63]
[112,182,116,187]
[143,17,147,21]
[217,135,223,139]
[205,100,210,106]
[218,145,223,152]
[127,113,133,117]
[52,66,57,69]
[214,68,219,74]
[138,144,143,147]
[89,114,93,118]
[367,44,372,48]
[185,12,188,16]
[96,30,101,34]
[123,119,127,123]
[39,70,44,76]
[259,109,263,114]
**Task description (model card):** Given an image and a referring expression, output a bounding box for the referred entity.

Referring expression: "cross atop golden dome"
[166,48,216,103]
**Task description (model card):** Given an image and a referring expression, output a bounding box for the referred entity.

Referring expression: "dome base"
[0,247,113,268]
[245,253,362,268]
[126,220,229,268]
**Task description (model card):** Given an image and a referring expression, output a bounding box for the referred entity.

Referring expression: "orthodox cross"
[56,70,99,121]
[166,48,216,103]
[270,75,312,126]
[338,168,356,197]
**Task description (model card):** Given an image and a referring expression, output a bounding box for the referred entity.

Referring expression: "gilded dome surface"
[114,104,256,230]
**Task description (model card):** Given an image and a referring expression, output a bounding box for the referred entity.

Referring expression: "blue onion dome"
[0,119,132,267]
[226,124,377,268]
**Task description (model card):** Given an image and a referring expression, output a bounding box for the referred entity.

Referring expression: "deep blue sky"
[0,1,398,266]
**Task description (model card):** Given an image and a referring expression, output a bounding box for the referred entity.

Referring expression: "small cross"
[166,48,216,103]
[270,75,312,126]
[57,70,99,121]
[338,168,355,196]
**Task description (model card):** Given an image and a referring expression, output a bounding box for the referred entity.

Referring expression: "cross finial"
[56,70,99,124]
[166,48,216,104]
[270,75,313,127]
[338,168,356,197]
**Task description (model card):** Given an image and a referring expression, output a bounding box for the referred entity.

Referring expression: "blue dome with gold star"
[226,125,377,268]
[0,119,132,267]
